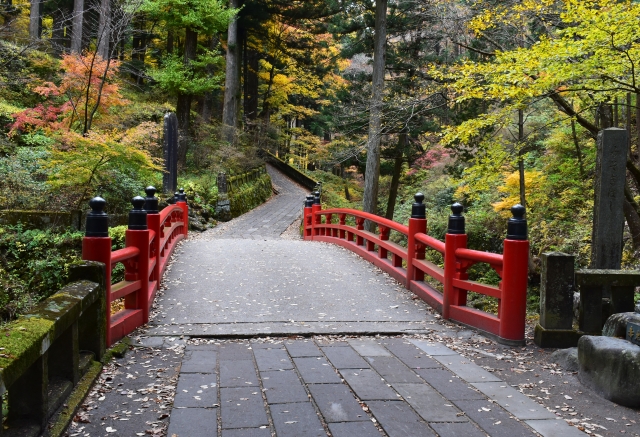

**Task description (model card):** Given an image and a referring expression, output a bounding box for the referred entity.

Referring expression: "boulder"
[189,217,205,232]
[550,347,579,372]
[602,312,640,338]
[578,335,640,407]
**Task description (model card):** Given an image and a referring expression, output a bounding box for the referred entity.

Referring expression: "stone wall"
[228,172,273,218]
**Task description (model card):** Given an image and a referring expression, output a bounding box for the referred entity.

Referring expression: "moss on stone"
[0,316,54,387]
[229,173,273,218]
[101,337,130,364]
[47,360,102,437]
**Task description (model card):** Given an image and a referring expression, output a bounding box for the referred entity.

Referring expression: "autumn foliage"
[10,52,127,135]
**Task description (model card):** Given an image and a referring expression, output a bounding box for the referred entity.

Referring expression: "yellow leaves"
[492,170,544,214]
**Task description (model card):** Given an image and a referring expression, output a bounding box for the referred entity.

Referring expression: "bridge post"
[443,203,468,320]
[406,193,427,288]
[82,197,113,346]
[312,191,321,237]
[177,188,189,237]
[303,195,314,240]
[499,205,529,343]
[126,197,151,323]
[145,187,161,288]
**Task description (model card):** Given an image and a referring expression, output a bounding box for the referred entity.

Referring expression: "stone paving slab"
[525,418,591,437]
[220,387,269,429]
[327,421,384,437]
[167,407,218,437]
[472,381,557,420]
[174,373,218,408]
[392,382,466,422]
[261,370,309,404]
[270,402,327,437]
[366,400,437,436]
[321,345,369,369]
[433,354,503,382]
[307,383,370,422]
[293,356,343,384]
[453,399,538,437]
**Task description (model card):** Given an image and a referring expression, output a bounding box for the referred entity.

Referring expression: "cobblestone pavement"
[163,337,585,437]
[67,167,599,437]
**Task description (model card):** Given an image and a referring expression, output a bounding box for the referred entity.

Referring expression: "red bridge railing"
[303,192,529,345]
[82,187,188,346]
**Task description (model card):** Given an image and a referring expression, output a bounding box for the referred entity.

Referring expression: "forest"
[1,0,640,320]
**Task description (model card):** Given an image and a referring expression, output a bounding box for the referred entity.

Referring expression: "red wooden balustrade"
[82,189,188,346]
[303,193,529,345]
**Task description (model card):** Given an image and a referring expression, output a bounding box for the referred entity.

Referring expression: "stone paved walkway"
[67,166,592,437]
[166,337,586,437]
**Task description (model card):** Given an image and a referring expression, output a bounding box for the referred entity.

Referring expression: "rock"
[636,303,640,313]
[189,220,206,232]
[578,335,640,407]
[602,312,640,337]
[573,292,580,320]
[549,347,579,372]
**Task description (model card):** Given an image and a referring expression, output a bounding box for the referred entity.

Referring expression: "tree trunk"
[362,0,387,229]
[167,30,174,54]
[570,120,585,177]
[518,109,526,208]
[200,35,217,122]
[221,0,240,143]
[97,0,111,59]
[29,0,41,40]
[71,0,84,52]
[243,32,259,122]
[176,27,198,166]
[623,185,640,249]
[385,133,405,220]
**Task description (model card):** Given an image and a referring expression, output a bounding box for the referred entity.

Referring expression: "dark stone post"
[128,196,148,230]
[163,113,179,194]
[216,172,231,221]
[534,252,582,347]
[144,186,159,214]
[591,128,627,270]
[85,197,109,237]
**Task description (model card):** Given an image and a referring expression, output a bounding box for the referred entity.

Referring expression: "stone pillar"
[534,252,582,347]
[591,128,628,270]
[163,113,178,194]
[215,172,231,221]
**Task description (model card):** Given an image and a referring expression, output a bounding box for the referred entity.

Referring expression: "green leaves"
[149,53,224,95]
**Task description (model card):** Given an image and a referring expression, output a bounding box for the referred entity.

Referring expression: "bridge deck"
[67,166,593,437]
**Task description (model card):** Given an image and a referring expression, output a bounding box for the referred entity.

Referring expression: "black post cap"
[305,195,314,208]
[448,203,465,234]
[144,186,159,214]
[313,191,321,205]
[178,188,187,202]
[128,196,148,230]
[174,191,180,203]
[85,197,109,237]
[506,204,527,240]
[411,193,426,219]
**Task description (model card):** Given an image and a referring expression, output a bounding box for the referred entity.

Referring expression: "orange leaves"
[9,52,127,136]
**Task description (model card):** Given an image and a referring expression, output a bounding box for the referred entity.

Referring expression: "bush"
[0,225,83,321]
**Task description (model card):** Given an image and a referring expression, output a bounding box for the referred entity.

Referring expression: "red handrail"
[82,197,188,346]
[303,198,529,345]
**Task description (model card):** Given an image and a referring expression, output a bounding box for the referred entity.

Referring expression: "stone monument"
[163,113,178,194]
